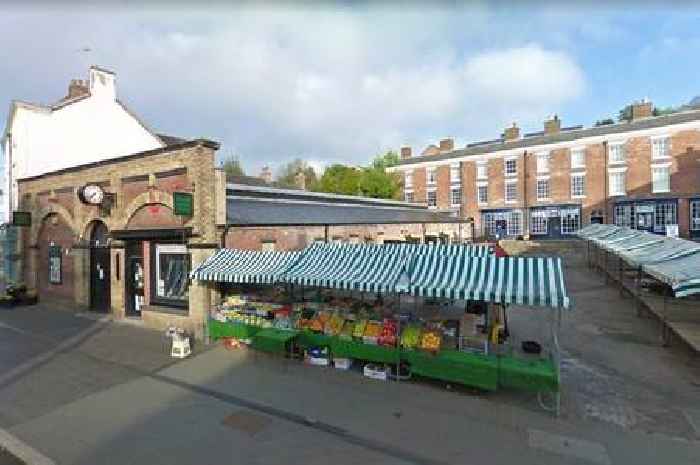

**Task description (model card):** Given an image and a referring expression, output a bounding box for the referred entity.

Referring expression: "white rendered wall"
[1,67,164,221]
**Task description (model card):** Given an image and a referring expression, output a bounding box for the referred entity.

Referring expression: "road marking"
[528,429,611,465]
[0,427,56,465]
[0,321,30,335]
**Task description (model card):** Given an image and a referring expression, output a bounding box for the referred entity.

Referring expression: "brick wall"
[436,165,450,209]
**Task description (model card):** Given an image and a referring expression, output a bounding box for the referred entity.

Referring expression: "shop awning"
[380,243,494,256]
[406,254,570,309]
[281,243,362,289]
[643,253,700,297]
[190,248,302,283]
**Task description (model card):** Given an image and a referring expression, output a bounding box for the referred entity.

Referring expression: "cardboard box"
[363,364,387,381]
[333,358,353,370]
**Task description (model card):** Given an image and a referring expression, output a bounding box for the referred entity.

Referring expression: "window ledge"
[608,160,627,166]
[610,193,626,197]
[141,305,189,317]
[652,189,671,194]
[505,200,518,204]
[571,165,586,170]
[571,195,587,199]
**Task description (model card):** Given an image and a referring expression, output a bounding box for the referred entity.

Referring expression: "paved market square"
[0,248,698,465]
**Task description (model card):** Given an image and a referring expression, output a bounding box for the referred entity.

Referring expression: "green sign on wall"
[173,192,193,216]
[12,211,31,227]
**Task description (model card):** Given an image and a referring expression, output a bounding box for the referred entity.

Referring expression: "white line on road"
[0,427,56,465]
[528,429,612,465]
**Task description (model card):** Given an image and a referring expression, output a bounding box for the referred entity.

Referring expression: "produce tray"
[251,328,299,354]
[497,356,559,393]
[296,331,333,349]
[331,339,399,364]
[209,320,261,341]
[403,349,499,391]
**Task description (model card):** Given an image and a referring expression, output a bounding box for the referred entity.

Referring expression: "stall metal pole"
[661,286,671,347]
[635,266,643,317]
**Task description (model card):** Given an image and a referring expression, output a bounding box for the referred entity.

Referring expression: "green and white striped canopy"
[406,254,570,309]
[350,251,409,293]
[190,248,302,283]
[380,243,494,256]
[281,243,362,289]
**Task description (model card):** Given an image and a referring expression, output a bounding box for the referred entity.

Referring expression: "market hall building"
[389,99,700,239]
[16,141,460,337]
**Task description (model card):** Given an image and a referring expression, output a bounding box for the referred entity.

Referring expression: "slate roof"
[397,108,700,166]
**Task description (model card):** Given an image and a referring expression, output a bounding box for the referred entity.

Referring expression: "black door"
[125,241,144,317]
[89,222,111,312]
[548,216,562,238]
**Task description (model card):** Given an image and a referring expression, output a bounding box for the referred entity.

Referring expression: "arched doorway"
[89,221,111,312]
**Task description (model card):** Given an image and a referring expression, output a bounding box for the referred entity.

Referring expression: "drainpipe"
[6,132,12,224]
[523,150,528,237]
[603,141,609,223]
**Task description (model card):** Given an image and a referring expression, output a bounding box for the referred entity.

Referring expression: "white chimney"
[89,66,116,101]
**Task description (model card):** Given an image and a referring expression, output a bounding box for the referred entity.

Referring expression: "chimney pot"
[439,138,454,152]
[503,123,520,141]
[400,146,412,159]
[544,114,561,136]
[67,78,89,100]
[259,165,272,184]
[631,99,653,120]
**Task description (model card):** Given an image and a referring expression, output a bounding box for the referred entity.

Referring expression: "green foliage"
[358,166,401,199]
[618,105,632,122]
[594,118,615,127]
[313,164,362,195]
[221,154,245,178]
[275,158,318,189]
[370,150,400,169]
[653,106,679,117]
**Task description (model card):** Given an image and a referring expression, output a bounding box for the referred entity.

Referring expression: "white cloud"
[0,6,588,172]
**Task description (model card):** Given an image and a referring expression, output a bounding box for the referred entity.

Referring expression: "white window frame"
[571,172,586,198]
[450,187,462,207]
[608,141,626,165]
[651,163,671,193]
[505,180,517,203]
[450,163,461,184]
[609,168,627,196]
[154,243,189,303]
[404,191,414,203]
[477,182,488,205]
[571,147,586,169]
[530,210,548,235]
[560,208,581,235]
[427,189,437,208]
[404,171,413,189]
[427,167,437,185]
[651,135,670,160]
[504,158,517,177]
[536,178,550,201]
[261,241,276,252]
[536,152,549,174]
[476,162,488,180]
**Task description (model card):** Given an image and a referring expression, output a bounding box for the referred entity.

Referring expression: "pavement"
[0,249,699,464]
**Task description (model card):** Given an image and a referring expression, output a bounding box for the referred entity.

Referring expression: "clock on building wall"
[78,184,106,205]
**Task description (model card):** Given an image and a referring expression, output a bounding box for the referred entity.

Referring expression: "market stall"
[192,242,568,412]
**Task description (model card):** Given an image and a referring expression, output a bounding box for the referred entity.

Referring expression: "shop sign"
[173,192,193,216]
[48,245,62,284]
[12,211,31,227]
[635,204,654,213]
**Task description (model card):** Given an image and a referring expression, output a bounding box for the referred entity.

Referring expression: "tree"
[618,105,632,122]
[221,154,245,178]
[594,118,615,127]
[358,166,401,199]
[370,150,400,170]
[314,164,362,195]
[275,158,318,189]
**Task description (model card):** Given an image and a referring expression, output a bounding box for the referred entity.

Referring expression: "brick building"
[390,100,700,240]
[16,142,459,337]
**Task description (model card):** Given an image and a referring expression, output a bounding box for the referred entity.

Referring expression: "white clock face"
[82,184,105,205]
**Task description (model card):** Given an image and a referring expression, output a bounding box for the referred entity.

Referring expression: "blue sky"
[2,2,700,175]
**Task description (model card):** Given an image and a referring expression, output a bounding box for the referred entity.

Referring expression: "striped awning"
[406,254,570,309]
[190,249,302,283]
[644,253,700,297]
[380,243,494,256]
[281,243,362,289]
[351,251,409,293]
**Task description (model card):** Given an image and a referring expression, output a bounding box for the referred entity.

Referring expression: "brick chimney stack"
[294,170,306,190]
[400,146,412,159]
[503,123,520,141]
[439,138,454,152]
[67,79,89,100]
[631,98,653,120]
[259,165,272,184]
[544,115,561,136]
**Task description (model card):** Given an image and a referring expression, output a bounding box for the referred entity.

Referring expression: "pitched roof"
[397,108,700,166]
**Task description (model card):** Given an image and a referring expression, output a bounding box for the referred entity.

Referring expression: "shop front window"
[530,211,548,235]
[691,200,700,231]
[153,243,189,306]
[654,202,677,233]
[561,208,581,235]
[614,204,634,228]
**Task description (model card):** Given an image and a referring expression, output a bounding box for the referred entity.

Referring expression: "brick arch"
[33,211,77,302]
[80,216,116,241]
[30,204,76,246]
[122,190,175,229]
